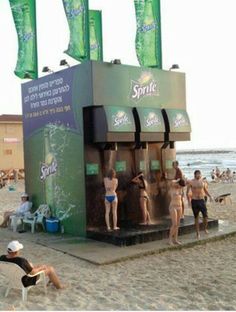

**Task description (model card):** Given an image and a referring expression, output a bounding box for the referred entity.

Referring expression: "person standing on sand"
[0,240,66,289]
[187,170,213,239]
[172,161,185,220]
[169,179,186,245]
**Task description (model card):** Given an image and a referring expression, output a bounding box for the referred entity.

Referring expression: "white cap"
[21,193,28,198]
[7,240,24,252]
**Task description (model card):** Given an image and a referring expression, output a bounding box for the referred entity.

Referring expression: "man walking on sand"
[187,170,213,239]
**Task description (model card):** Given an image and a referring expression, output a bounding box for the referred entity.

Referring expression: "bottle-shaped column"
[41,127,58,217]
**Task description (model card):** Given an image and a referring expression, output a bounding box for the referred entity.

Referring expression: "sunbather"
[0,193,31,228]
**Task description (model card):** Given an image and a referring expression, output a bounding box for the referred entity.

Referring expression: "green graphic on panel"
[104,106,136,132]
[115,161,126,172]
[166,159,173,169]
[151,160,160,170]
[139,160,147,171]
[166,109,191,133]
[137,107,165,132]
[89,10,103,61]
[9,0,38,79]
[86,163,99,175]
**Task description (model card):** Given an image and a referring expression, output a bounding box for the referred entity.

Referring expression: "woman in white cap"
[0,241,65,289]
[0,193,32,228]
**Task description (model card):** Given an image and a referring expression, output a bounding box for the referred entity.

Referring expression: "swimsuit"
[191,199,208,218]
[105,195,117,203]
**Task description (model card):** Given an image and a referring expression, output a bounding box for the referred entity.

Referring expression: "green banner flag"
[134,0,162,68]
[9,0,38,79]
[62,0,90,62]
[89,10,103,61]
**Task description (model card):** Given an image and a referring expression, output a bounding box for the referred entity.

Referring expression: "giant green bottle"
[43,127,57,217]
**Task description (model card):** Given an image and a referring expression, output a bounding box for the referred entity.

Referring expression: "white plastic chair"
[9,202,33,232]
[0,262,47,302]
[22,204,51,234]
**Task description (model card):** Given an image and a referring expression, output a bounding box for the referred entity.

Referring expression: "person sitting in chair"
[0,193,32,228]
[0,240,66,289]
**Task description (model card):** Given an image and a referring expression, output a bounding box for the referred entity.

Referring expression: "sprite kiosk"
[21,61,191,236]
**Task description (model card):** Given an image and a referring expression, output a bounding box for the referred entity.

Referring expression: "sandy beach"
[0,180,236,310]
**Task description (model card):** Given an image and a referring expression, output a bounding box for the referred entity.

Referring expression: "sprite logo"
[130,72,159,101]
[112,111,131,128]
[139,22,157,33]
[145,112,161,128]
[40,153,58,181]
[64,3,84,19]
[173,113,189,128]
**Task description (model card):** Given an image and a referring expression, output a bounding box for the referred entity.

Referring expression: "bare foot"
[196,233,200,239]
[0,224,7,228]
[113,227,120,230]
[173,240,182,245]
[107,227,112,232]
[139,222,146,225]
[168,240,174,246]
[205,229,209,234]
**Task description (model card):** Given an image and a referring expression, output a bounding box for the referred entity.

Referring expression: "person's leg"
[169,208,177,245]
[192,201,200,239]
[174,208,182,244]
[201,202,208,234]
[181,194,185,219]
[194,215,200,238]
[144,199,152,224]
[112,199,119,230]
[104,200,111,230]
[0,211,13,227]
[40,265,64,289]
[139,197,147,224]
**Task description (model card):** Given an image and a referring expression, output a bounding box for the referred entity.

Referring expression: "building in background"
[0,115,24,172]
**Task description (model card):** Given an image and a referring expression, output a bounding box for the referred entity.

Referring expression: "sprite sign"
[136,108,165,132]
[62,0,90,61]
[134,0,162,68]
[104,106,136,132]
[89,10,103,61]
[130,71,159,102]
[9,0,38,79]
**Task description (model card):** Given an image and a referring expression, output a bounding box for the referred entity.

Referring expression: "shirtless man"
[187,170,213,239]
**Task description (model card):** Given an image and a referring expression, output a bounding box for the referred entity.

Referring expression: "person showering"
[104,169,119,231]
[132,172,152,225]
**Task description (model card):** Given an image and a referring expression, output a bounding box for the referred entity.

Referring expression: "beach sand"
[0,180,236,310]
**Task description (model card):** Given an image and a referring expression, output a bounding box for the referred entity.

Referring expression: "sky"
[0,0,236,150]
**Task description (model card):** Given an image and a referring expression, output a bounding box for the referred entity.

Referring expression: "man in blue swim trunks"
[187,170,213,239]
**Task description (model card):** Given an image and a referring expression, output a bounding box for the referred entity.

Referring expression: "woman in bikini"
[169,179,186,245]
[104,169,119,231]
[132,172,151,225]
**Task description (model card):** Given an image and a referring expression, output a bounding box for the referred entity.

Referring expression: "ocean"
[176,149,236,179]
